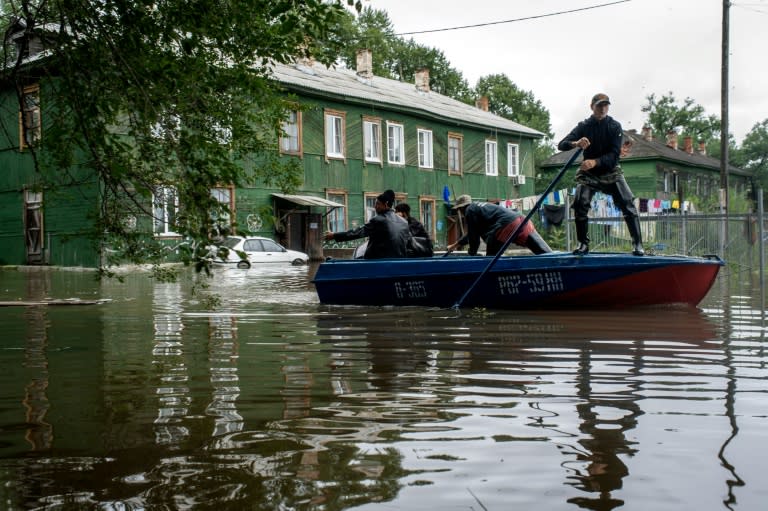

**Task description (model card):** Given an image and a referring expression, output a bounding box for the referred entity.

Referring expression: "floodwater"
[0,263,766,511]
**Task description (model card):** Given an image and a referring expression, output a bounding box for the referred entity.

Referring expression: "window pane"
[364,121,381,161]
[327,194,346,231]
[485,141,497,176]
[507,143,519,176]
[418,130,433,168]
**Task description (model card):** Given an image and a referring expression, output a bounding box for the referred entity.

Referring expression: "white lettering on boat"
[497,272,565,295]
[394,280,428,299]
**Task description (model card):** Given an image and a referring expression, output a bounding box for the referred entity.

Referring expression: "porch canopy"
[272,193,344,208]
[271,193,344,220]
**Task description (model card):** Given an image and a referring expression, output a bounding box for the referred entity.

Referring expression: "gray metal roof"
[270,62,544,138]
[272,193,345,208]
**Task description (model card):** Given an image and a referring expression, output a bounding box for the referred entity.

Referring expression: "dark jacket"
[457,202,523,256]
[557,115,622,175]
[331,209,410,259]
[405,217,433,257]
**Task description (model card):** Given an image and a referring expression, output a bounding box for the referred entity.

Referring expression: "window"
[153,186,179,236]
[364,194,378,222]
[324,110,345,159]
[507,143,520,176]
[419,197,436,241]
[211,186,234,235]
[387,121,404,164]
[20,84,41,149]
[363,118,381,163]
[448,133,463,175]
[280,110,302,155]
[418,129,433,169]
[327,191,347,232]
[485,140,498,176]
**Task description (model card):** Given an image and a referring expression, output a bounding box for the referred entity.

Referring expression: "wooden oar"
[451,148,583,309]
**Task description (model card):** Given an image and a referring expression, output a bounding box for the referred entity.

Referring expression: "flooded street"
[0,264,766,510]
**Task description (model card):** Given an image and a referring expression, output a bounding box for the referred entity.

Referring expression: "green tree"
[740,119,768,201]
[1,0,358,271]
[641,92,721,144]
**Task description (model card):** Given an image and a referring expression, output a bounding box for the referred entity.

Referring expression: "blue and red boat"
[312,252,724,309]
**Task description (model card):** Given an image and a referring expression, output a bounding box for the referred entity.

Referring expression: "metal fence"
[539,211,766,275]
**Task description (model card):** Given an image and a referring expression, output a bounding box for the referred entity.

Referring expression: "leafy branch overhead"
[1,0,358,264]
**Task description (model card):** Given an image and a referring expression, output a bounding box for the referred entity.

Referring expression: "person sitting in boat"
[394,203,433,257]
[324,189,411,259]
[445,195,552,256]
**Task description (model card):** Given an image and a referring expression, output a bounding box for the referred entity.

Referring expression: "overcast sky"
[366,0,768,145]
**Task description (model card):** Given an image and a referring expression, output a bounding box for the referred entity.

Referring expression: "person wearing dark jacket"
[324,189,410,259]
[394,203,433,257]
[445,195,552,256]
[557,93,644,256]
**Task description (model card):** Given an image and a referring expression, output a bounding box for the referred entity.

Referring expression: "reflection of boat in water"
[315,306,721,347]
[313,253,724,309]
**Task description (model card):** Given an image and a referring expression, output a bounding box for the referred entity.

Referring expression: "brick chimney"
[415,68,430,92]
[356,48,373,80]
[666,130,678,150]
[683,136,693,155]
[475,96,489,112]
[697,140,707,156]
[641,124,653,141]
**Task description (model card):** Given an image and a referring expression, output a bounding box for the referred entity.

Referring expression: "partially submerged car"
[210,236,309,269]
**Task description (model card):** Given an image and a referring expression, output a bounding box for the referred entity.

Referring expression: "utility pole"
[720,0,730,215]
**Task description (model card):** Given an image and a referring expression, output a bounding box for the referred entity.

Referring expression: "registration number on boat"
[394,280,428,299]
[497,272,565,295]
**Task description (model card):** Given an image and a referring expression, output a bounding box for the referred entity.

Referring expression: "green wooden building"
[0,46,544,267]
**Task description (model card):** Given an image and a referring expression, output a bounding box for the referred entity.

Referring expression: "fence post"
[759,189,765,311]
[682,211,687,254]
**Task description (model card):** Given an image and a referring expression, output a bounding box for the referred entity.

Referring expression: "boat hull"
[312,253,724,309]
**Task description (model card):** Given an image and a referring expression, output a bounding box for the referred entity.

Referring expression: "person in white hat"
[446,195,552,256]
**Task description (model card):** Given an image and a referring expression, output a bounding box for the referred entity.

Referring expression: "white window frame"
[363,118,381,163]
[324,110,345,159]
[485,140,498,176]
[417,129,433,169]
[153,186,180,236]
[507,143,520,177]
[280,110,302,155]
[387,121,405,165]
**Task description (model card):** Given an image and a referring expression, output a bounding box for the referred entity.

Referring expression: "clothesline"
[499,189,695,216]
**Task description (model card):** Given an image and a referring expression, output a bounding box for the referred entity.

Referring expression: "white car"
[211,236,309,268]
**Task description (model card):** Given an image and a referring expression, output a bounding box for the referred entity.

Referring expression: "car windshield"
[222,237,242,249]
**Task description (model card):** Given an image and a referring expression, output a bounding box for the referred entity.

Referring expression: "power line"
[395,0,631,36]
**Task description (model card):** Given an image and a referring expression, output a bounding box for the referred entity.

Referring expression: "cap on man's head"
[452,194,472,210]
[591,93,611,106]
[377,189,395,207]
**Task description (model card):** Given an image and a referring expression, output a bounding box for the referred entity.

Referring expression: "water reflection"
[0,268,766,510]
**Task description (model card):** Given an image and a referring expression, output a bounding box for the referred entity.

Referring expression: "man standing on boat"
[445,195,552,256]
[324,189,411,259]
[558,93,644,256]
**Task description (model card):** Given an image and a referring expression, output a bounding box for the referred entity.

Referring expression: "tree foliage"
[1,0,357,269]
[641,92,721,144]
[740,119,768,197]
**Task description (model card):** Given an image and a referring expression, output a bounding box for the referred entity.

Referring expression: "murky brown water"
[0,264,766,510]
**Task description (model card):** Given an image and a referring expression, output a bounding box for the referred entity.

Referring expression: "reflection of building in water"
[152,282,190,445]
[22,305,52,450]
[206,315,243,438]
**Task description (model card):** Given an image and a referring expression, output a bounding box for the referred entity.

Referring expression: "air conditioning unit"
[511,174,526,185]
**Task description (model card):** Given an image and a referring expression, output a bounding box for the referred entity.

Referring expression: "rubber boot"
[525,232,552,255]
[573,218,590,255]
[626,216,645,256]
